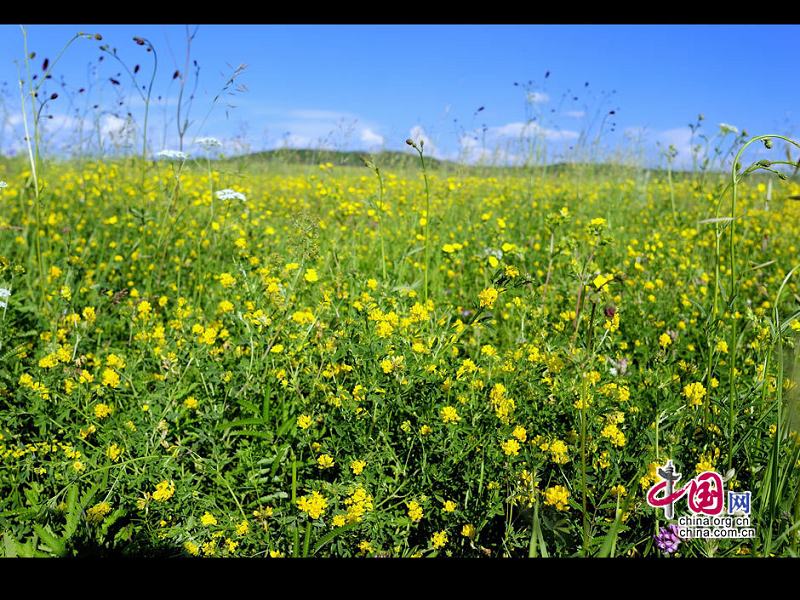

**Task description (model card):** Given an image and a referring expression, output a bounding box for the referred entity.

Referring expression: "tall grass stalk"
[407,138,432,302]
[725,134,800,470]
[362,157,388,280]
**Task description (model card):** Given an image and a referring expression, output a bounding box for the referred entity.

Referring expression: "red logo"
[646,460,724,517]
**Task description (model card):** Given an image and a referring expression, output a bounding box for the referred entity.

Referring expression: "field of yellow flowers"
[1,153,800,557]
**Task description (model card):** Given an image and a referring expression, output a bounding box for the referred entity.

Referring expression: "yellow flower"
[219,272,236,287]
[600,423,626,447]
[304,268,319,283]
[543,485,570,511]
[101,368,120,388]
[94,403,113,419]
[478,287,499,309]
[202,541,217,557]
[350,459,366,475]
[548,439,570,464]
[183,396,199,410]
[332,514,347,527]
[106,354,126,370]
[442,500,457,513]
[317,454,335,469]
[291,309,315,325]
[696,454,716,473]
[358,540,374,555]
[431,530,448,549]
[715,340,729,354]
[610,484,627,498]
[512,425,527,442]
[593,273,613,290]
[152,480,175,502]
[376,321,394,338]
[297,491,328,520]
[86,501,112,524]
[106,443,123,462]
[501,438,521,456]
[407,500,424,523]
[658,333,672,349]
[297,414,313,430]
[235,520,249,536]
[683,381,707,407]
[38,353,60,369]
[440,405,460,424]
[184,541,200,556]
[461,524,476,538]
[201,512,218,527]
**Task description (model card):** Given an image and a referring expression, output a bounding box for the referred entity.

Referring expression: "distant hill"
[221,148,456,170]
[217,148,709,178]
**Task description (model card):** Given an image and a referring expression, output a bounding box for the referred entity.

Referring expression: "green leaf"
[2,532,20,557]
[33,524,66,557]
[216,417,268,430]
[312,523,360,555]
[64,484,81,540]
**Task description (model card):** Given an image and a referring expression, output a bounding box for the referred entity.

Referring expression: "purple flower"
[655,524,681,554]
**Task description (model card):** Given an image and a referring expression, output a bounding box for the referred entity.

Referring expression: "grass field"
[2,144,800,557]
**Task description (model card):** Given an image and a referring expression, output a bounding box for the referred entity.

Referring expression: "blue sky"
[0,24,797,166]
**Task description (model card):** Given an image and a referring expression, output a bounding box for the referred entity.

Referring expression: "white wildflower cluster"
[196,137,222,150]
[483,247,503,260]
[157,149,188,161]
[719,123,739,135]
[0,287,10,309]
[216,189,246,202]
[0,181,7,189]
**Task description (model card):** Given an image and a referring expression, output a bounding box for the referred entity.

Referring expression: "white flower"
[216,189,246,202]
[196,137,222,149]
[0,181,7,189]
[157,149,188,161]
[719,123,739,135]
[0,288,10,299]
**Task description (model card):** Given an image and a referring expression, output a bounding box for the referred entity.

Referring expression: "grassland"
[1,149,800,557]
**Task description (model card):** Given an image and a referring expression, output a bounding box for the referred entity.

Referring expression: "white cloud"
[100,115,127,136]
[278,133,313,149]
[100,114,136,146]
[527,92,550,104]
[491,121,578,142]
[408,125,438,156]
[564,110,585,119]
[360,127,384,147]
[656,127,694,167]
[625,125,724,169]
[453,120,579,165]
[458,135,519,165]
[256,108,388,151]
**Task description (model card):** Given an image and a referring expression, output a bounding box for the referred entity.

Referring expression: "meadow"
[2,137,800,557]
